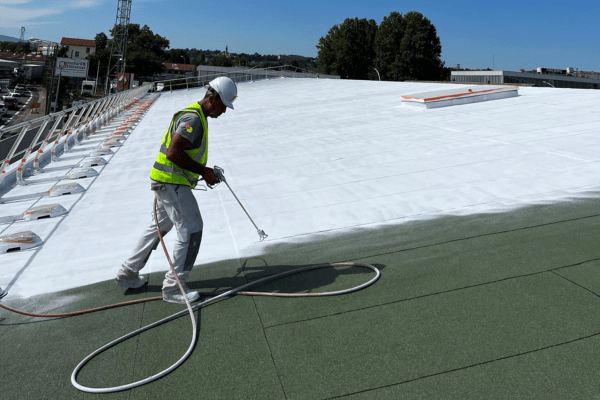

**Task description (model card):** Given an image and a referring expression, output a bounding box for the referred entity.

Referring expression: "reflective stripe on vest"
[149,103,208,187]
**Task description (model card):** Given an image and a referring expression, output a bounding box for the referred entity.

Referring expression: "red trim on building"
[60,37,96,47]
[402,86,519,102]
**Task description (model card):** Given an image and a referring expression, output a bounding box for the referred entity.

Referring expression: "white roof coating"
[1,78,600,299]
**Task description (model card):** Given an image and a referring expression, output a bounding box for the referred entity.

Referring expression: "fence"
[0,84,152,192]
[152,64,339,92]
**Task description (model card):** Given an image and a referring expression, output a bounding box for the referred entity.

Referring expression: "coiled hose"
[1,197,380,393]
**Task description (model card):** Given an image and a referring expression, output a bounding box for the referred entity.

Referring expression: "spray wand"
[211,165,268,242]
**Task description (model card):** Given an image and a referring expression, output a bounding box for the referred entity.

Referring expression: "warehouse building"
[452,69,600,89]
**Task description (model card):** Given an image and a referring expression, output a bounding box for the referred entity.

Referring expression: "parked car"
[2,96,19,110]
[13,87,30,96]
[9,91,24,100]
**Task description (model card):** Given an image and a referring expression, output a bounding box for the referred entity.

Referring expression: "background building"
[452,69,600,89]
[60,37,96,60]
[155,63,194,80]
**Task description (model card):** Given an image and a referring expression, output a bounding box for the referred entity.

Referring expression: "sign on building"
[55,58,89,78]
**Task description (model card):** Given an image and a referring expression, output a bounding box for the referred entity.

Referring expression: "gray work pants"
[117,183,204,292]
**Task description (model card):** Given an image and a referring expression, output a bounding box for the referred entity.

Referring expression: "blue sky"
[1,0,599,71]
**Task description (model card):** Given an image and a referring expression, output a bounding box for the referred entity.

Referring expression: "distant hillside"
[0,35,21,43]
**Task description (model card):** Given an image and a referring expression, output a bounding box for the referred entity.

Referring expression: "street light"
[29,37,58,115]
[543,80,555,88]
[373,67,381,81]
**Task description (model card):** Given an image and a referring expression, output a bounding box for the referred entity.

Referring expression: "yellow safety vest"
[150,102,208,187]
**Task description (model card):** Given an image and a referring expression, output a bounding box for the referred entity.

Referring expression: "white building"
[60,37,96,60]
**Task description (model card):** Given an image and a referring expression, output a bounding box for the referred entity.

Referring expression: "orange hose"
[0,296,162,318]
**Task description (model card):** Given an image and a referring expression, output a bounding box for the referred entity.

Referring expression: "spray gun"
[211,166,268,242]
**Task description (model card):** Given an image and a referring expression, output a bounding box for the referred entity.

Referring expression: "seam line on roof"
[551,270,600,298]
[263,257,600,331]
[241,260,289,399]
[348,212,600,262]
[325,330,600,399]
[128,294,148,400]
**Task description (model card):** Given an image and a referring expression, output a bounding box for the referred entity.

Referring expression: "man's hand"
[201,167,220,186]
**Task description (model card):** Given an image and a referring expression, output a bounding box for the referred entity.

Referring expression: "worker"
[114,76,238,304]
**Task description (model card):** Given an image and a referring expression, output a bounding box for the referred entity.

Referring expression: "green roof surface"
[2,195,600,399]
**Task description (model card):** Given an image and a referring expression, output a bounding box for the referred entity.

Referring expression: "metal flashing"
[0,231,43,254]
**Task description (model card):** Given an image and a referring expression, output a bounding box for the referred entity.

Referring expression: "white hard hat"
[208,76,238,109]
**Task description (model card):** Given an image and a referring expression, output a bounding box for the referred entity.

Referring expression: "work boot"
[115,275,147,289]
[163,285,200,304]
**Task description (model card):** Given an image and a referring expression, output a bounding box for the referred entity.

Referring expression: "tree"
[95,32,108,51]
[209,55,233,67]
[375,11,444,81]
[316,18,378,80]
[166,48,188,64]
[0,41,17,52]
[397,12,444,81]
[373,11,405,81]
[234,56,248,67]
[316,25,340,75]
[21,42,32,54]
[107,24,169,78]
[193,53,206,67]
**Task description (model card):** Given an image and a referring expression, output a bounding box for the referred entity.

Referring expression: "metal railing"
[151,64,339,92]
[0,84,152,187]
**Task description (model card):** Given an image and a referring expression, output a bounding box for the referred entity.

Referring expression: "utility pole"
[30,37,58,115]
[95,62,100,95]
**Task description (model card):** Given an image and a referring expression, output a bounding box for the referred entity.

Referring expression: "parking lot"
[0,79,44,130]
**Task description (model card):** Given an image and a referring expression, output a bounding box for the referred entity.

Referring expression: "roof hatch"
[401,85,519,109]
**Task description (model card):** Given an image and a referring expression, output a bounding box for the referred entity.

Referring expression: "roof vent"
[90,148,113,157]
[101,139,122,149]
[79,157,107,168]
[23,204,68,221]
[67,168,98,180]
[48,182,85,197]
[0,231,43,254]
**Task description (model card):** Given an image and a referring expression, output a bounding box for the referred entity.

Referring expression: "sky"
[0,0,599,71]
